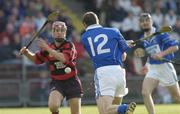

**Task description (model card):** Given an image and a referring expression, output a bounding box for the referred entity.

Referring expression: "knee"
[71,109,81,114]
[48,101,59,112]
[104,110,110,114]
[103,106,112,114]
[172,93,180,102]
[142,89,151,97]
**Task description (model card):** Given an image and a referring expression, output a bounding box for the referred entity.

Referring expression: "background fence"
[0,62,179,107]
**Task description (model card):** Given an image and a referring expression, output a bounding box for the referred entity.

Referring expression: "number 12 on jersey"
[87,34,110,56]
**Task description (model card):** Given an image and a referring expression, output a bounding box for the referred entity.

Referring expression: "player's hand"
[151,52,164,60]
[134,48,145,57]
[38,39,49,50]
[126,40,136,47]
[19,47,28,55]
[140,66,148,75]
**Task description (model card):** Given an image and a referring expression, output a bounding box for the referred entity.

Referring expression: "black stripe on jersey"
[62,48,71,50]
[49,60,65,74]
[51,66,75,75]
[36,53,44,63]
[48,60,75,75]
[37,51,49,62]
[43,51,49,56]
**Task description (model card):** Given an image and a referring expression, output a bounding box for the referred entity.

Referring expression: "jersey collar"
[86,24,102,31]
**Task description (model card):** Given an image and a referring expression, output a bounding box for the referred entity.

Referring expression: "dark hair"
[83,12,99,26]
[139,13,152,22]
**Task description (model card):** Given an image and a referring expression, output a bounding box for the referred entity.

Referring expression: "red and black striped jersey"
[35,40,77,80]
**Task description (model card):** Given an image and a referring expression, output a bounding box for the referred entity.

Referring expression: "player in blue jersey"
[134,13,180,114]
[81,11,136,114]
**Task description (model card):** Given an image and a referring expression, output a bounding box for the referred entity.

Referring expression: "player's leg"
[96,96,136,114]
[69,98,81,114]
[97,96,119,114]
[112,97,123,105]
[48,80,65,114]
[167,82,180,102]
[113,91,136,114]
[95,66,136,114]
[48,90,64,114]
[66,76,83,114]
[162,63,180,102]
[142,77,159,114]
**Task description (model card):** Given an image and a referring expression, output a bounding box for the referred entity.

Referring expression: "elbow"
[61,58,67,63]
[122,53,127,61]
[174,45,179,52]
[176,45,179,51]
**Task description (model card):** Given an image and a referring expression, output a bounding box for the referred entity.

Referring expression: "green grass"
[0,104,180,114]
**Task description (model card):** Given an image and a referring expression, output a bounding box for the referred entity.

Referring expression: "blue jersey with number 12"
[81,25,129,69]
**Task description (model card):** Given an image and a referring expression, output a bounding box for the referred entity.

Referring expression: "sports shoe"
[125,102,136,114]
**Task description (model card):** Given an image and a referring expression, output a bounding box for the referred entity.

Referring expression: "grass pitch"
[0,104,179,114]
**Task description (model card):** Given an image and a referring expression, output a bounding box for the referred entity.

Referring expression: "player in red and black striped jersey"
[20,21,83,114]
[35,40,78,80]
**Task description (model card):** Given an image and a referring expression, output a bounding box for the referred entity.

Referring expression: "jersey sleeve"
[160,33,178,47]
[35,51,48,64]
[62,42,77,63]
[81,34,87,49]
[115,29,129,52]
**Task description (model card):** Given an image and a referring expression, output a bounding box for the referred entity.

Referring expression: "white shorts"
[94,65,128,98]
[146,63,178,86]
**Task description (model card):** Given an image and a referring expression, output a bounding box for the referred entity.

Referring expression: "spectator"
[164,10,177,26]
[152,8,164,29]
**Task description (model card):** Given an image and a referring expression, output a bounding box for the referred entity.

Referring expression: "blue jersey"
[141,33,178,64]
[81,24,129,69]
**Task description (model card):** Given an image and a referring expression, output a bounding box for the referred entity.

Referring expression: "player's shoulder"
[81,31,86,38]
[154,32,170,41]
[103,27,120,32]
[155,27,169,38]
[66,40,74,45]
[63,40,75,48]
[159,32,169,37]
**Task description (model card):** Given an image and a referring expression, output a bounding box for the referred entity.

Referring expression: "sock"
[52,111,59,114]
[117,104,128,114]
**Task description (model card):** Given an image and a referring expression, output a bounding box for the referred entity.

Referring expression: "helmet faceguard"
[52,21,67,43]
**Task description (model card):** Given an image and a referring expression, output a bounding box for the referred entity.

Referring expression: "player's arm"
[126,40,136,47]
[38,39,66,63]
[152,33,179,60]
[46,47,66,63]
[115,30,130,52]
[20,47,36,62]
[122,52,127,61]
[161,45,178,56]
[152,45,179,60]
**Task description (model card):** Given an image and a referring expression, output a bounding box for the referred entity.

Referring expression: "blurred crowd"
[0,0,79,61]
[0,0,91,77]
[0,0,50,62]
[81,0,180,44]
[0,0,180,78]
